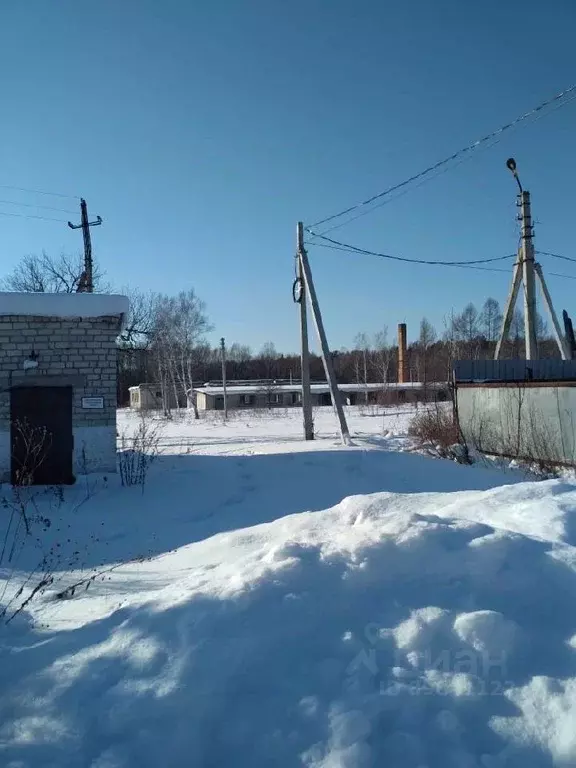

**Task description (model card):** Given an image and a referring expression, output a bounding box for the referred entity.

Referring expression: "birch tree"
[151,290,211,418]
[354,332,370,402]
[418,318,436,392]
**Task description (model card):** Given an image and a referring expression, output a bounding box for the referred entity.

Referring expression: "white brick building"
[0,292,128,484]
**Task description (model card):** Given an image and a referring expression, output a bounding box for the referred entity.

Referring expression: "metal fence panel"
[454,359,576,383]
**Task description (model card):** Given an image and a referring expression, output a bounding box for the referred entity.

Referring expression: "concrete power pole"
[495,158,569,361]
[297,226,351,445]
[220,337,228,420]
[296,222,314,440]
[519,188,538,359]
[68,198,102,293]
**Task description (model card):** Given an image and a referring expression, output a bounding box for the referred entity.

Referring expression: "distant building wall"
[129,384,182,411]
[193,383,448,412]
[197,390,305,411]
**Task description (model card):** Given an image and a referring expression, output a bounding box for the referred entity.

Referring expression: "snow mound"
[2,481,576,767]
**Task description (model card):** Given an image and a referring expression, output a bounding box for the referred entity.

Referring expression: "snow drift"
[2,476,576,767]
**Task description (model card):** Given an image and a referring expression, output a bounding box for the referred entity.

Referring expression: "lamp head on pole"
[506,157,523,193]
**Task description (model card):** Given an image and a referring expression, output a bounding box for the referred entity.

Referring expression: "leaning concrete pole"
[296,222,314,440]
[298,236,351,445]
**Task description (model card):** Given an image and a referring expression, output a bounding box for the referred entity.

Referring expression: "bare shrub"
[118,417,162,489]
[0,478,102,625]
[11,419,52,495]
[358,403,388,418]
[409,404,470,463]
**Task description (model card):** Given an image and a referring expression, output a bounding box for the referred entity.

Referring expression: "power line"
[316,92,576,238]
[305,233,517,266]
[448,264,511,274]
[307,238,576,293]
[307,83,576,230]
[536,249,576,264]
[0,198,77,215]
[0,183,79,200]
[449,262,576,281]
[313,92,576,238]
[0,210,68,223]
[549,272,576,281]
[312,136,506,237]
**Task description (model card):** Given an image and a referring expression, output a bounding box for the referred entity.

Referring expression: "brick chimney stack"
[397,323,408,383]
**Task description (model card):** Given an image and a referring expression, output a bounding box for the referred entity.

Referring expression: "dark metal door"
[10,387,74,485]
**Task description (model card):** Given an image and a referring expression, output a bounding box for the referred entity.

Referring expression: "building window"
[241,394,255,406]
[131,391,140,406]
[398,390,406,403]
[292,392,301,405]
[155,391,162,399]
[270,393,282,404]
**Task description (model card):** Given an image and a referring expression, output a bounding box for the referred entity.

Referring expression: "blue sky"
[0,0,575,353]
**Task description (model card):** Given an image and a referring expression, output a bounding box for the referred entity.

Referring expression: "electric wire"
[307,83,576,231]
[311,136,505,237]
[0,198,77,215]
[304,234,517,266]
[0,210,68,223]
[0,183,79,200]
[310,92,576,238]
[446,263,576,281]
[306,240,576,281]
[536,250,576,264]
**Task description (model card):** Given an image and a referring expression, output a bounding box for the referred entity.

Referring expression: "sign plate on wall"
[82,396,104,409]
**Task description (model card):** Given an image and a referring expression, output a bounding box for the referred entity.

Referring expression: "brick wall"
[0,314,120,432]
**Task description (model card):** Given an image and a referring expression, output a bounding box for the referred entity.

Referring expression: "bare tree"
[372,328,391,387]
[354,332,370,402]
[151,290,212,418]
[451,303,480,359]
[459,303,480,342]
[228,343,252,363]
[418,318,436,392]
[118,288,158,346]
[480,298,503,343]
[1,252,107,293]
[443,310,462,378]
[258,380,282,409]
[259,342,277,380]
[507,307,549,357]
[228,343,252,379]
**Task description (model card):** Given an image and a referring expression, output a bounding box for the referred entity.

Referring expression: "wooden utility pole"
[298,227,351,445]
[495,158,568,361]
[296,222,314,440]
[220,337,228,420]
[68,198,102,293]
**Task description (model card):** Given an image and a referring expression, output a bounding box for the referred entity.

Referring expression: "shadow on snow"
[22,447,529,571]
[1,507,573,767]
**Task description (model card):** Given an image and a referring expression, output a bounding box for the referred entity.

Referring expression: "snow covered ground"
[2,405,576,767]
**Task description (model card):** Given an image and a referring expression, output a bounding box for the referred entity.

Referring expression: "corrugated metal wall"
[456,383,576,465]
[454,359,576,383]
